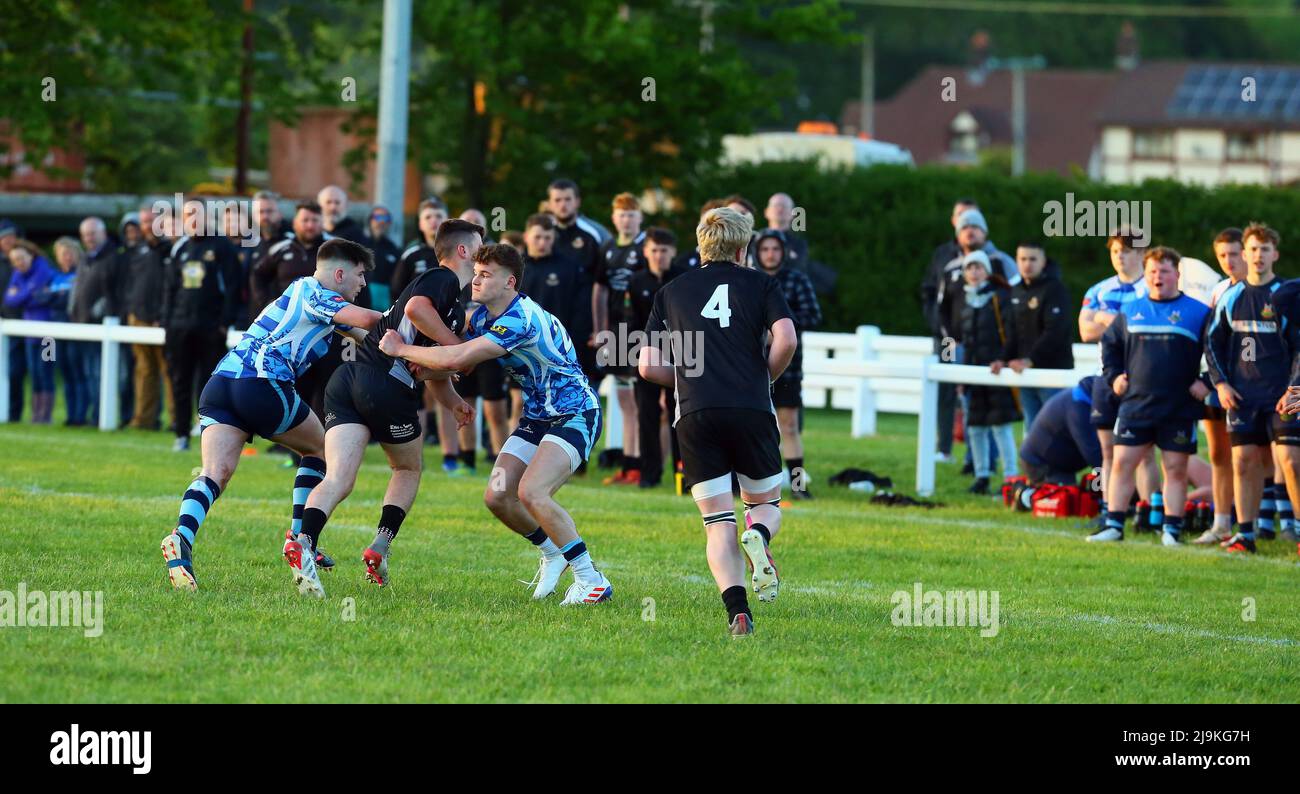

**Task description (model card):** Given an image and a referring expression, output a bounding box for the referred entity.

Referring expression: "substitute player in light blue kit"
[378,243,613,605]
[161,239,383,595]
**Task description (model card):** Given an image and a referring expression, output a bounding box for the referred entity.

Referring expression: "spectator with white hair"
[762,192,810,269]
[74,216,121,425]
[317,185,367,245]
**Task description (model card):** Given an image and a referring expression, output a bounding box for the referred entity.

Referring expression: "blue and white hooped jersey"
[1082,273,1147,373]
[466,293,598,420]
[1082,274,1147,315]
[213,277,350,382]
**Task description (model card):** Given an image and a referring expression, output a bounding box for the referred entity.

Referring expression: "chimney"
[969,30,991,71]
[1116,21,1139,71]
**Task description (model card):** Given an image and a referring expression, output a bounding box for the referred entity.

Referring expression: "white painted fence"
[0,319,1092,495]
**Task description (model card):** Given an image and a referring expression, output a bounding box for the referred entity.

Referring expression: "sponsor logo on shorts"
[390,423,417,439]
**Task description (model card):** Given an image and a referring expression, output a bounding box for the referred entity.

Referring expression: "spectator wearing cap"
[958,249,1020,494]
[116,214,142,424]
[0,219,26,421]
[362,204,401,309]
[48,238,92,425]
[3,240,57,423]
[123,205,174,431]
[937,206,1018,475]
[922,199,976,461]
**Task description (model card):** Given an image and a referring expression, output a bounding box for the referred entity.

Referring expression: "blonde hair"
[52,237,86,270]
[696,207,753,263]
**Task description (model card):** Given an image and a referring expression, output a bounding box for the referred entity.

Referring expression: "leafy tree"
[336,0,853,226]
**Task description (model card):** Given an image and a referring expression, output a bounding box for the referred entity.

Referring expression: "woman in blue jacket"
[3,241,56,423]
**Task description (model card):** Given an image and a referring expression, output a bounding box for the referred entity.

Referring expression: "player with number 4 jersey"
[639,207,797,638]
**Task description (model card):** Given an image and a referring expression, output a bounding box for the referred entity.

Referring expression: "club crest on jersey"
[1028,296,1039,310]
[572,237,584,249]
[1169,310,1181,324]
[546,273,560,287]
[1262,304,1275,319]
[203,249,216,262]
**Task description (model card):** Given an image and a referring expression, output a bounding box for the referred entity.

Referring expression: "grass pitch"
[1,410,1297,703]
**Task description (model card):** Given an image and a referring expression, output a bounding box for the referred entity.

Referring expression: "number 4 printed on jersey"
[701,284,732,327]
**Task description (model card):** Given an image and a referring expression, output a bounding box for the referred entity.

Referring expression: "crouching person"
[1089,246,1211,545]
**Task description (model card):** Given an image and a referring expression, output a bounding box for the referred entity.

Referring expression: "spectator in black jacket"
[124,204,173,430]
[76,216,122,425]
[247,190,292,318]
[628,228,685,488]
[0,219,25,421]
[1006,241,1075,430]
[389,198,446,298]
[520,212,589,340]
[922,199,977,461]
[161,201,240,451]
[755,229,822,499]
[363,205,401,310]
[959,250,1021,494]
[546,179,601,384]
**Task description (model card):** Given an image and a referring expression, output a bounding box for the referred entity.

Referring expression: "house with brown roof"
[848,27,1300,186]
[1096,62,1300,186]
[847,65,1119,177]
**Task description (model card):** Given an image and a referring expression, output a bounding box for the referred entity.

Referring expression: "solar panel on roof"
[1165,65,1300,122]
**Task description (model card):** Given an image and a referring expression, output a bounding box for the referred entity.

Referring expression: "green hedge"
[673,161,1300,335]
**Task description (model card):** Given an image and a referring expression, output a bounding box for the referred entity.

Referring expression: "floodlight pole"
[376,0,412,244]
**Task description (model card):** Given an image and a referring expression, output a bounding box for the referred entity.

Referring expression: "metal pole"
[1012,65,1026,176]
[376,0,413,245]
[860,27,874,138]
[235,0,254,195]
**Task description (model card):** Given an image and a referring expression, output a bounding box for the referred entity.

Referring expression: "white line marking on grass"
[1067,614,1300,648]
[7,478,1294,650]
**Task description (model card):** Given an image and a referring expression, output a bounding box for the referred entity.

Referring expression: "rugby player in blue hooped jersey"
[161,239,383,594]
[378,243,613,605]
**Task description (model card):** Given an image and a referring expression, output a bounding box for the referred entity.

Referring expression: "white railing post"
[603,375,623,450]
[0,320,9,426]
[99,316,121,431]
[0,320,10,422]
[915,354,939,497]
[850,325,880,437]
